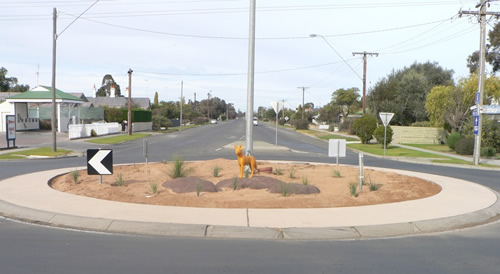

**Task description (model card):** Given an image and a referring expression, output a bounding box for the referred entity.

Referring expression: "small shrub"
[373,125,393,147]
[295,119,309,130]
[352,115,377,144]
[447,132,462,150]
[168,157,192,178]
[149,182,158,194]
[193,117,209,125]
[302,176,309,185]
[349,183,358,197]
[481,147,497,157]
[278,118,286,126]
[90,129,97,137]
[274,167,283,175]
[71,170,79,184]
[196,183,202,196]
[288,167,296,179]
[455,137,474,155]
[339,118,355,134]
[280,182,289,197]
[116,173,124,186]
[369,183,381,191]
[331,169,341,178]
[212,165,222,177]
[232,176,238,190]
[244,167,251,178]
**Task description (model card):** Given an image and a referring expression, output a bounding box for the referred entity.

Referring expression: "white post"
[359,153,364,191]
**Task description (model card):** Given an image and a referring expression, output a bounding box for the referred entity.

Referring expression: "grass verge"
[347,143,446,158]
[0,147,72,160]
[86,133,151,144]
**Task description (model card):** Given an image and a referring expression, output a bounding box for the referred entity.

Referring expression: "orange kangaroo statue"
[234,145,257,178]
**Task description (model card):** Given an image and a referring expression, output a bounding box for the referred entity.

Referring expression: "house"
[87,97,151,110]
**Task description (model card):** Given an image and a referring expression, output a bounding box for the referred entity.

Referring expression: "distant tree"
[467,21,500,74]
[0,67,29,92]
[367,61,453,125]
[97,74,121,97]
[318,102,342,124]
[425,74,500,133]
[331,87,360,121]
[153,91,159,106]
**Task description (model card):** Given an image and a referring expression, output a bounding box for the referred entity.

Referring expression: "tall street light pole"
[51,8,57,152]
[245,0,256,155]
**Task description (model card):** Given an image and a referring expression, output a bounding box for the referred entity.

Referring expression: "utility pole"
[297,87,309,119]
[245,0,256,155]
[207,91,211,120]
[51,8,57,152]
[459,0,500,165]
[352,51,378,115]
[127,69,133,136]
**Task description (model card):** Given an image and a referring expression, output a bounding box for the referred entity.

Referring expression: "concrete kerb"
[0,163,499,240]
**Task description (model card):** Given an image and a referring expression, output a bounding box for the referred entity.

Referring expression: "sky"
[1,0,497,112]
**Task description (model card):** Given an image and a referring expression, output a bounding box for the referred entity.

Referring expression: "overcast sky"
[1,0,497,112]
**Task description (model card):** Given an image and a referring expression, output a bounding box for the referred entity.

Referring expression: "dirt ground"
[50,159,441,209]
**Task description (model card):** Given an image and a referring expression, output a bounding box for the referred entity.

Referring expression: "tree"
[318,102,342,124]
[467,22,500,73]
[0,67,29,92]
[367,61,453,125]
[331,87,360,121]
[97,74,121,97]
[425,74,500,133]
[153,92,159,106]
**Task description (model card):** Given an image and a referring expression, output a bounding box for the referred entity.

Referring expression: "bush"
[152,115,172,130]
[447,132,462,150]
[90,129,97,137]
[220,115,227,121]
[193,117,209,125]
[373,125,393,147]
[278,118,286,125]
[295,119,309,130]
[352,115,377,144]
[339,118,355,134]
[481,147,497,157]
[455,137,474,155]
[328,124,336,132]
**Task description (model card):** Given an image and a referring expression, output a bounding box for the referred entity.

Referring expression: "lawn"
[403,143,454,153]
[0,147,72,160]
[347,143,448,158]
[86,133,151,144]
[297,129,360,142]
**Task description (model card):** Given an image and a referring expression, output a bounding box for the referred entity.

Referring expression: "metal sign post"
[359,153,364,191]
[379,112,394,157]
[271,101,284,146]
[87,149,113,184]
[328,139,346,165]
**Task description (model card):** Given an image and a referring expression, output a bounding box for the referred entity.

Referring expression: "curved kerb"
[0,163,498,240]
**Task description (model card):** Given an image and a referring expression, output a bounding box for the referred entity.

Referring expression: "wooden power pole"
[297,86,310,119]
[352,51,378,115]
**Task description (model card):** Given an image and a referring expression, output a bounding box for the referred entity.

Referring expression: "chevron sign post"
[87,149,113,184]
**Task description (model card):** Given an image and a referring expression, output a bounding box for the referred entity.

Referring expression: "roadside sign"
[5,115,16,148]
[270,101,284,113]
[284,116,289,122]
[481,105,500,114]
[328,139,346,166]
[87,149,113,175]
[475,92,480,104]
[379,112,394,127]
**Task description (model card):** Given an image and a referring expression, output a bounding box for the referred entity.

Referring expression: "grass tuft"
[232,176,238,190]
[116,173,124,186]
[149,182,158,194]
[331,169,341,178]
[168,156,192,178]
[212,165,222,177]
[288,166,296,179]
[71,170,80,184]
[274,167,283,175]
[302,176,309,185]
[349,182,357,197]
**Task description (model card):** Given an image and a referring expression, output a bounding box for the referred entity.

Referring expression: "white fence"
[68,121,152,139]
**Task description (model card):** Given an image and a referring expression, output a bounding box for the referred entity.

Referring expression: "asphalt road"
[0,119,499,274]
